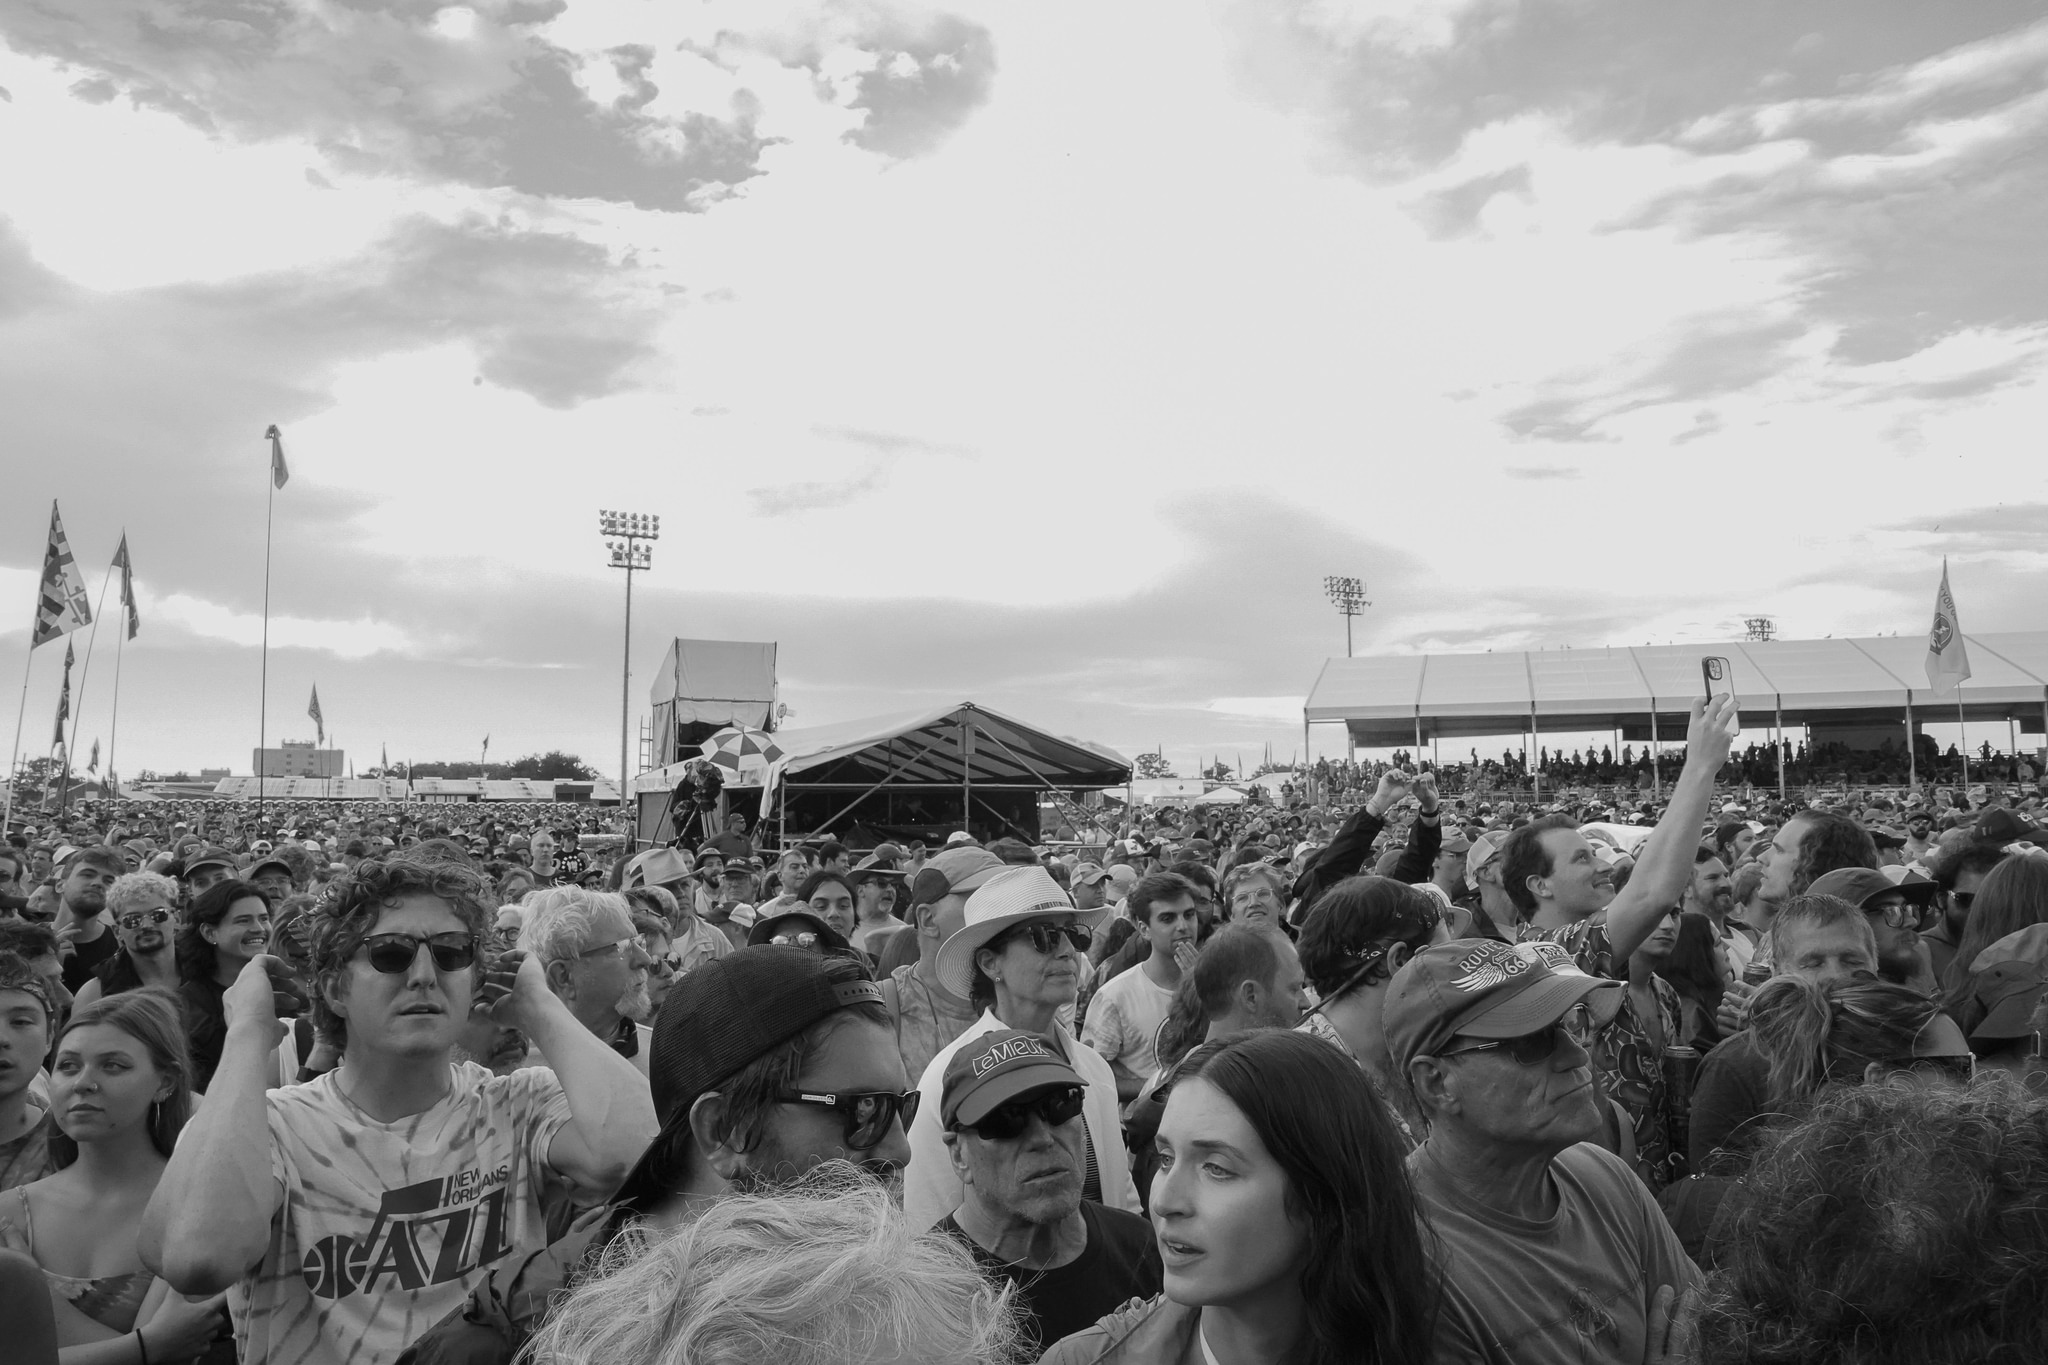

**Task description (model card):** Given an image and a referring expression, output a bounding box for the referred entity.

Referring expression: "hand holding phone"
[1700,655,1730,700]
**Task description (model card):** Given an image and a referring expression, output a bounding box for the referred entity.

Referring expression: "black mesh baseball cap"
[615,945,884,1208]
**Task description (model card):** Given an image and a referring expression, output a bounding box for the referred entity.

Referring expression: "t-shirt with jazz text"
[226,1062,571,1365]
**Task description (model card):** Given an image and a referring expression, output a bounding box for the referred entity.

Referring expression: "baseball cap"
[940,1029,1083,1129]
[183,846,238,875]
[1465,830,1509,892]
[616,947,886,1205]
[849,852,905,883]
[247,857,294,882]
[721,856,761,876]
[1441,833,1472,856]
[907,846,1005,910]
[1383,939,1623,1075]
[1808,867,1935,909]
[1105,865,1138,897]
[1966,960,2048,1047]
[1975,809,2048,845]
[945,831,977,848]
[1070,863,1111,887]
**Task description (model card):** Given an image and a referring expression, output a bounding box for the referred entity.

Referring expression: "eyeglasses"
[955,1085,1086,1141]
[578,938,635,960]
[994,921,1091,956]
[775,1088,920,1149]
[1439,1005,1596,1066]
[1877,900,1929,930]
[357,933,480,974]
[116,908,173,930]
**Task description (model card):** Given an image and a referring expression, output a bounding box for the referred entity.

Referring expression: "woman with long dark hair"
[1941,850,2048,1015]
[1039,1030,1491,1365]
[0,990,229,1363]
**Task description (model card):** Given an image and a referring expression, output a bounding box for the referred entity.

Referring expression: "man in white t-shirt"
[141,857,658,1365]
[1081,872,1199,1103]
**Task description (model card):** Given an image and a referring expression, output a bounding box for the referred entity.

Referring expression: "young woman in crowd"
[0,990,230,1364]
[1940,849,2048,1011]
[1039,1030,1495,1365]
[1290,876,1447,1151]
[175,880,275,1092]
[625,907,675,1021]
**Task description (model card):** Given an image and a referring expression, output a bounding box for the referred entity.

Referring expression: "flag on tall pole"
[308,685,324,745]
[268,425,290,489]
[1926,558,1972,696]
[52,642,74,746]
[88,739,99,773]
[113,534,139,640]
[33,503,93,648]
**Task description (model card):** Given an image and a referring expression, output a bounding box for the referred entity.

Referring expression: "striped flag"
[267,424,290,489]
[1925,558,1972,697]
[52,642,74,745]
[31,502,93,648]
[113,533,139,640]
[309,685,324,745]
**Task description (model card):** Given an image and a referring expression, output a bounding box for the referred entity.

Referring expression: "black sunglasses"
[1439,1005,1596,1066]
[358,932,480,975]
[995,921,1091,956]
[956,1084,1086,1141]
[776,1088,920,1150]
[117,908,173,930]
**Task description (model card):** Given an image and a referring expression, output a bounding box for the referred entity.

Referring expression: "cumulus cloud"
[0,0,772,210]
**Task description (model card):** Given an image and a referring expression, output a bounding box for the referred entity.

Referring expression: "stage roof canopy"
[636,701,1130,795]
[1304,632,2048,747]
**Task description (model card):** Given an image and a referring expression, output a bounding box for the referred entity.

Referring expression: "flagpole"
[60,562,116,810]
[259,429,278,829]
[1958,686,1969,787]
[3,636,31,833]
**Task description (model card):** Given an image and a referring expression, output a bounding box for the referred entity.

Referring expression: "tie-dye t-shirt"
[227,1062,571,1365]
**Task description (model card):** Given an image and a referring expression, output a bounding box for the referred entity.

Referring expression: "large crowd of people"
[4,697,2048,1364]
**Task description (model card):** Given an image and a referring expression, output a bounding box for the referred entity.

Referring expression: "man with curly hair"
[140,857,658,1365]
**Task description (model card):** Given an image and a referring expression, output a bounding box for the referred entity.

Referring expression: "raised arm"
[491,952,658,1196]
[139,957,286,1295]
[1289,772,1406,919]
[1600,696,1739,964]
[1387,770,1444,885]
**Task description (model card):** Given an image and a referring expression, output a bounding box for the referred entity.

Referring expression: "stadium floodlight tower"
[600,509,660,814]
[1324,576,1370,657]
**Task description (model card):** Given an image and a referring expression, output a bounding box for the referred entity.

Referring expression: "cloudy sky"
[3,0,2045,782]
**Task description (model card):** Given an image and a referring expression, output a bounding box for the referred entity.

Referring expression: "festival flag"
[112,533,139,640]
[308,685,324,745]
[31,502,93,647]
[267,424,290,489]
[482,734,490,756]
[382,742,389,774]
[52,642,74,745]
[1925,558,1972,697]
[88,739,99,774]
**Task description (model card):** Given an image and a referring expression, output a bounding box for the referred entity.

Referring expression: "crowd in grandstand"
[3,697,2047,1364]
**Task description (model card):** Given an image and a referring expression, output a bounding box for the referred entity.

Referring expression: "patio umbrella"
[700,726,786,783]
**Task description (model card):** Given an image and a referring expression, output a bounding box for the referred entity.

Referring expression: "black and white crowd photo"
[4,2,2047,1362]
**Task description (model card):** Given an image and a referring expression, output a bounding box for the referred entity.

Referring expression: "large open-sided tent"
[633,701,1131,847]
[1304,632,2048,760]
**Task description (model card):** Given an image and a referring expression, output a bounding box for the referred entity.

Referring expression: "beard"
[614,980,652,1022]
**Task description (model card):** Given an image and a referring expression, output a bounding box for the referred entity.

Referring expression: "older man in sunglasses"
[936,1029,1161,1356]
[1390,939,1700,1365]
[142,857,656,1365]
